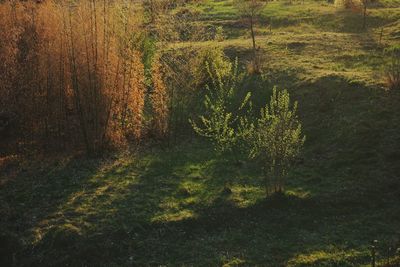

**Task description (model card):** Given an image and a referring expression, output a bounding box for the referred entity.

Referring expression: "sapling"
[250,87,305,196]
[190,58,251,155]
[234,0,267,73]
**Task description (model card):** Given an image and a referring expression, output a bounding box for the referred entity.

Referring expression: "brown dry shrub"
[0,1,148,154]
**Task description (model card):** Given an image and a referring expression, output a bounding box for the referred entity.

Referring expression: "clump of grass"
[384,45,400,91]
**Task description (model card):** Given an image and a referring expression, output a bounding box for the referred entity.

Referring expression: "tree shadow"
[313,8,395,34]
[0,154,116,266]
[2,75,400,266]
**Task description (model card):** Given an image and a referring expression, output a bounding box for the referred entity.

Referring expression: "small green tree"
[190,59,251,154]
[250,87,305,196]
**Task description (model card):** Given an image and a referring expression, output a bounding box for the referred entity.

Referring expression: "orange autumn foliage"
[0,0,149,154]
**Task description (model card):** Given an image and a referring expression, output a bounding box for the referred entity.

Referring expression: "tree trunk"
[363,2,367,29]
[250,16,257,59]
[250,17,256,52]
[263,166,269,197]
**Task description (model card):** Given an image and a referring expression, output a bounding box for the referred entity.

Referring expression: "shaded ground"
[1,75,400,266]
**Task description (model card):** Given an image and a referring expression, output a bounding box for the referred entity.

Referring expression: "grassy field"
[1,0,400,266]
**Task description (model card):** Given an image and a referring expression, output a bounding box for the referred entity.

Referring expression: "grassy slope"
[1,0,400,266]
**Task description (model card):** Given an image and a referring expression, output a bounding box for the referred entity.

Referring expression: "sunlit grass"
[287,249,368,266]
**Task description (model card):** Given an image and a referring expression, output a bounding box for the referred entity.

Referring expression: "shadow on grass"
[1,75,400,266]
[0,155,109,266]
[313,8,396,34]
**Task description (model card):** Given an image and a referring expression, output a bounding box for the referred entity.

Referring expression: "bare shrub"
[0,1,147,154]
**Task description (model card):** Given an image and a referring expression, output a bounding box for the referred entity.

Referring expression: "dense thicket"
[0,1,149,154]
[0,0,247,155]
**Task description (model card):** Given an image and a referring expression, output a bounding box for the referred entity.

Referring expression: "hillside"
[1,0,400,266]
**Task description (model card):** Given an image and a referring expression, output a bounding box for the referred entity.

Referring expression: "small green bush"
[249,87,305,195]
[191,46,233,89]
[190,58,251,154]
